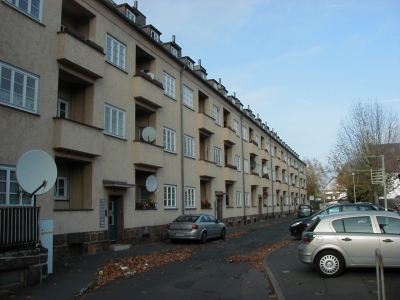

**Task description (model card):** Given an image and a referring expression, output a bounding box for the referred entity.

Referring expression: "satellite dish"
[16,150,57,196]
[250,159,256,169]
[141,126,157,142]
[262,166,268,174]
[145,175,157,192]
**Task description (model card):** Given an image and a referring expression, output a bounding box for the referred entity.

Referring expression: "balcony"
[133,74,164,108]
[198,113,215,136]
[248,141,259,156]
[132,141,164,168]
[250,173,261,186]
[224,165,241,182]
[57,32,104,79]
[53,118,103,156]
[198,160,219,179]
[261,149,269,161]
[223,127,237,145]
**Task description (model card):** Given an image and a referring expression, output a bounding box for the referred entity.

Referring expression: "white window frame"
[235,155,240,171]
[257,164,261,177]
[255,135,260,148]
[213,105,221,125]
[184,186,195,208]
[104,104,125,138]
[242,126,248,141]
[187,61,194,70]
[0,62,39,113]
[163,127,176,153]
[244,158,249,174]
[245,192,250,207]
[106,34,126,70]
[0,165,33,206]
[183,85,193,108]
[233,120,239,135]
[151,30,159,42]
[163,72,175,98]
[200,72,207,80]
[184,134,195,158]
[5,0,43,21]
[236,191,242,207]
[214,147,222,166]
[57,98,69,118]
[54,176,68,200]
[164,184,177,208]
[126,10,136,22]
[170,46,178,57]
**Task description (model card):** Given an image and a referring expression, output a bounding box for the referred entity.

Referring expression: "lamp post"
[352,172,357,203]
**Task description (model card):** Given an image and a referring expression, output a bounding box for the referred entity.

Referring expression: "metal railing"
[0,206,40,247]
[375,248,385,300]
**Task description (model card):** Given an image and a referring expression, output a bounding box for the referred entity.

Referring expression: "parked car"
[298,211,400,277]
[393,204,400,214]
[297,204,313,218]
[166,214,226,243]
[290,202,393,239]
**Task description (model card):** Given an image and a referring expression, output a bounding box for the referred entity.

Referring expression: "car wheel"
[200,231,207,244]
[220,228,226,240]
[170,238,177,243]
[315,250,344,278]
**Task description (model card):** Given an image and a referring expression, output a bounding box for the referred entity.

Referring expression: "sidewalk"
[2,214,297,300]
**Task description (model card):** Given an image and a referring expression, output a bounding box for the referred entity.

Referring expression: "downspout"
[298,162,301,205]
[240,112,246,224]
[180,65,186,214]
[270,134,274,219]
[287,149,290,215]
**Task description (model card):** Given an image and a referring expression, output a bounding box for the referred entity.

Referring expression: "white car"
[298,211,400,277]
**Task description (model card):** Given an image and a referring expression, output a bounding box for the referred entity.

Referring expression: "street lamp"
[352,172,357,203]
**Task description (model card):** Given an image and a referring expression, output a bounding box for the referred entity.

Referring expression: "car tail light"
[301,233,315,244]
[306,209,311,212]
[166,223,170,229]
[192,224,198,230]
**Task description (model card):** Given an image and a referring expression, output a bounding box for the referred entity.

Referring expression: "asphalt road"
[82,220,292,300]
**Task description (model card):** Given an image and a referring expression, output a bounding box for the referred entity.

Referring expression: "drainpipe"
[240,112,246,224]
[287,149,290,215]
[298,161,301,205]
[270,134,274,219]
[180,65,186,214]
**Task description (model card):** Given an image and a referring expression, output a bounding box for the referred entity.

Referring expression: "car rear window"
[174,216,199,222]
[299,205,309,209]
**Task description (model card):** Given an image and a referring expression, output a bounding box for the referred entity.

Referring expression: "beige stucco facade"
[0,0,307,258]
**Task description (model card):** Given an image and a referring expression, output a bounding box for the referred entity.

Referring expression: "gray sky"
[127,0,400,165]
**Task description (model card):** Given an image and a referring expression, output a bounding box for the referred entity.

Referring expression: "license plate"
[174,233,185,237]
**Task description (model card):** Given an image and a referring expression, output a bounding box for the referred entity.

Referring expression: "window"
[332,217,373,233]
[163,72,175,98]
[236,191,242,207]
[106,34,126,70]
[0,165,32,206]
[377,216,400,234]
[200,73,207,80]
[0,62,39,113]
[54,176,68,200]
[126,10,136,22]
[242,126,248,141]
[104,104,125,138]
[244,159,249,174]
[255,135,260,148]
[163,127,176,152]
[245,192,250,206]
[184,135,194,157]
[164,185,176,207]
[139,187,149,203]
[214,147,221,166]
[151,30,159,42]
[187,61,194,70]
[183,85,193,108]
[266,141,270,152]
[57,98,69,118]
[213,106,220,125]
[235,155,240,171]
[184,187,195,208]
[257,164,261,177]
[233,120,239,135]
[170,46,178,57]
[6,0,42,21]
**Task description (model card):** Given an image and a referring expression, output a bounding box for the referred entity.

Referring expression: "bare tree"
[304,157,329,199]
[328,101,400,202]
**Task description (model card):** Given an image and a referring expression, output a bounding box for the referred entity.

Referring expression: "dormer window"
[170,46,178,57]
[201,72,207,80]
[151,30,159,42]
[126,10,136,22]
[213,82,218,89]
[187,61,194,70]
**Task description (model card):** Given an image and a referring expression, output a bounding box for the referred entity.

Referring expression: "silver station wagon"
[166,214,226,243]
[298,211,400,277]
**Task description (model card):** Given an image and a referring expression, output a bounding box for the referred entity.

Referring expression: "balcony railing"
[0,206,40,248]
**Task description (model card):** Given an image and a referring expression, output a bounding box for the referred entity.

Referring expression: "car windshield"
[173,215,200,222]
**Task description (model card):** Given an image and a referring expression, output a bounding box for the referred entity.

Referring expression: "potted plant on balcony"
[201,199,211,208]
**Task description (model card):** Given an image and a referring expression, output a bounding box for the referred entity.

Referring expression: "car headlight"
[291,221,302,227]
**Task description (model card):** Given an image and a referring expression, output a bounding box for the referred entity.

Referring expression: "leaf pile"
[96,245,195,286]
[226,238,291,270]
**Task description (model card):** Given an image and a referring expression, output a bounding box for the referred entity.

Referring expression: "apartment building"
[0,0,307,286]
